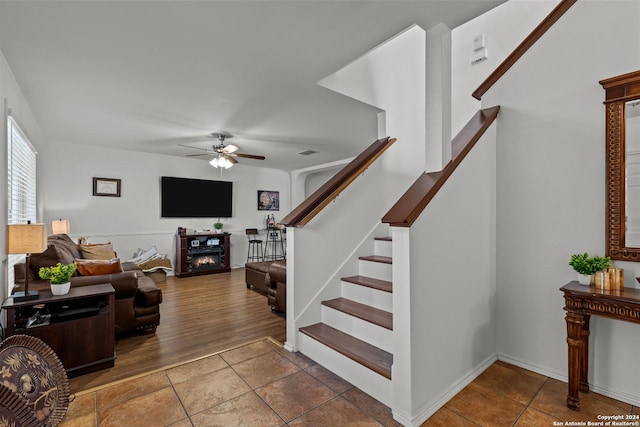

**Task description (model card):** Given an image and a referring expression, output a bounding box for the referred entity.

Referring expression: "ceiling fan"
[182,132,266,168]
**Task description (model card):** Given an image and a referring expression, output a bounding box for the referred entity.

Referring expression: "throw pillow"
[75,258,123,276]
[79,243,116,260]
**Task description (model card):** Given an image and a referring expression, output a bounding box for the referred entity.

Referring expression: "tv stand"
[175,232,231,277]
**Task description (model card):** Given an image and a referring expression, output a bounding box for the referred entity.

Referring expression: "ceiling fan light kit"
[184,132,265,168]
[210,155,233,169]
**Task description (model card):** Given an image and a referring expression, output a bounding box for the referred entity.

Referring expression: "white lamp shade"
[210,155,233,169]
[6,223,48,254]
[50,219,70,235]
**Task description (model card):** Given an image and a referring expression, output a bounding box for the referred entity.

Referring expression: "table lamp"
[50,219,70,235]
[6,223,48,301]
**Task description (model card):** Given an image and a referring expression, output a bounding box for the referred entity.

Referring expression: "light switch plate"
[473,34,485,51]
[470,49,488,65]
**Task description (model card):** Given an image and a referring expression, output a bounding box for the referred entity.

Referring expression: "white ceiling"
[0,0,505,171]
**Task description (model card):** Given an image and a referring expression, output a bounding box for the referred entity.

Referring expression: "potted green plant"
[39,262,76,295]
[569,253,611,285]
[214,219,223,234]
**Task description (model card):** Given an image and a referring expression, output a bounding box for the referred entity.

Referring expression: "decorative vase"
[577,274,592,286]
[51,282,71,296]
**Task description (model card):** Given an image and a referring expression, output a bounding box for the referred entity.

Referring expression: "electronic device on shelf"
[26,311,51,328]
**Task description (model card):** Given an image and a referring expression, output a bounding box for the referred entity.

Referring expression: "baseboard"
[393,353,498,427]
[497,354,565,381]
[497,353,640,407]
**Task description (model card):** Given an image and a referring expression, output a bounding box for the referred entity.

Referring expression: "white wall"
[483,0,640,405]
[37,141,289,270]
[451,0,559,136]
[0,49,43,300]
[304,168,338,197]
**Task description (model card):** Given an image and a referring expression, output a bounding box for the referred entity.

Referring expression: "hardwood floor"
[69,268,286,393]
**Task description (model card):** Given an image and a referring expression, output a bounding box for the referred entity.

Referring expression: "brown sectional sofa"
[245,260,286,313]
[265,260,286,313]
[244,261,273,295]
[13,234,162,335]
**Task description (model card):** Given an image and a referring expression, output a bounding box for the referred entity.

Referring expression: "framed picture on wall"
[93,177,121,197]
[258,190,279,211]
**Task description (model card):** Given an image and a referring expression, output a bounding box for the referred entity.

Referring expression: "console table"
[560,281,640,410]
[2,283,115,377]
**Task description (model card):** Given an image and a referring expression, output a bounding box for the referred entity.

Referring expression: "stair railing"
[281,136,396,228]
[382,106,499,227]
[472,0,577,100]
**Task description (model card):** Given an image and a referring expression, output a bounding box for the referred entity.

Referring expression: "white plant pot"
[51,282,71,295]
[577,274,592,286]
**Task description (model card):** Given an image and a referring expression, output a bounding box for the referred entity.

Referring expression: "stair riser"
[341,281,392,312]
[358,260,392,282]
[299,333,392,406]
[321,305,393,353]
[374,239,392,258]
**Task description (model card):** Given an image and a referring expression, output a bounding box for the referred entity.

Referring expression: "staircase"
[299,235,394,406]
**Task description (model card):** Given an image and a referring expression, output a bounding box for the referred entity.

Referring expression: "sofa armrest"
[135,275,163,307]
[72,271,139,299]
[266,261,287,313]
[267,260,286,284]
[267,280,286,312]
[273,282,286,302]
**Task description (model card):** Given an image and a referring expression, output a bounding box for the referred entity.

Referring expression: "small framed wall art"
[93,177,121,197]
[258,190,279,211]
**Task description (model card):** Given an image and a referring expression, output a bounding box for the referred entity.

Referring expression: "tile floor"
[59,339,638,426]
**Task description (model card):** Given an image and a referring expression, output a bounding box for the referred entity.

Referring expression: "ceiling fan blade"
[233,153,266,160]
[179,144,211,152]
[186,153,211,157]
[222,144,239,154]
[227,156,239,164]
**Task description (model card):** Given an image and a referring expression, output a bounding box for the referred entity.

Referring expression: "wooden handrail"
[281,137,396,228]
[472,0,577,100]
[382,106,500,227]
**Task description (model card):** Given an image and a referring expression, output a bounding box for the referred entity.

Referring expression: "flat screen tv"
[161,176,233,218]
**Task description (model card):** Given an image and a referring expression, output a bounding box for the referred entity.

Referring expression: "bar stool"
[246,228,263,262]
[281,227,286,258]
[263,228,285,261]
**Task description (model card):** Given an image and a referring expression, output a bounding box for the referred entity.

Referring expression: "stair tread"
[359,255,392,264]
[322,297,392,330]
[342,275,392,293]
[300,323,392,379]
[374,236,392,241]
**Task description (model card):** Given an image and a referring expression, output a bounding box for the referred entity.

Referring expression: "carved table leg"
[565,311,584,410]
[579,315,590,393]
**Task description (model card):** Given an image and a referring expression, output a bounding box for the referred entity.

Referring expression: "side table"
[2,283,116,377]
[560,281,640,410]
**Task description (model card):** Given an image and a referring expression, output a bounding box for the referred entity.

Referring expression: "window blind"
[7,115,37,290]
